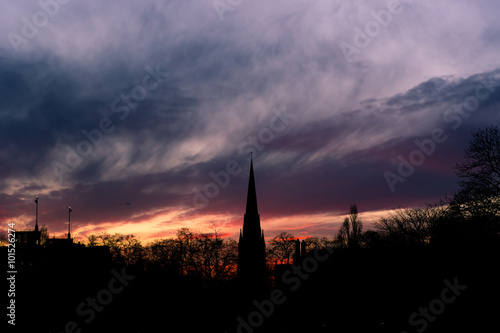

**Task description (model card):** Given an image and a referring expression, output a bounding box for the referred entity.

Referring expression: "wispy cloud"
[1,0,499,241]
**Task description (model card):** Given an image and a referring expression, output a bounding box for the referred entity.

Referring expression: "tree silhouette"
[143,227,238,280]
[144,238,182,273]
[267,232,296,265]
[194,231,238,280]
[452,125,500,218]
[374,206,445,247]
[86,233,143,266]
[302,236,335,251]
[336,204,363,248]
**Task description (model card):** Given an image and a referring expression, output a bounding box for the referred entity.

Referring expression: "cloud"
[1,0,499,241]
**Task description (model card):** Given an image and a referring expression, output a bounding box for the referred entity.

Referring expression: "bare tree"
[452,126,500,217]
[144,227,238,280]
[374,206,446,247]
[86,233,143,266]
[176,227,198,275]
[267,232,296,266]
[302,236,335,251]
[336,204,363,248]
[215,238,238,280]
[144,238,181,272]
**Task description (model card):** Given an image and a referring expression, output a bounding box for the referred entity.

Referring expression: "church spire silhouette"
[245,157,259,219]
[237,156,267,292]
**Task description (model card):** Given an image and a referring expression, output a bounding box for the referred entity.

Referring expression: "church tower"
[237,157,267,290]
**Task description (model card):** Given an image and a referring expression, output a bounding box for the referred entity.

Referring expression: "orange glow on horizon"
[62,208,394,245]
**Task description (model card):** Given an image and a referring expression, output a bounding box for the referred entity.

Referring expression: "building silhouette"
[237,158,267,291]
[17,196,42,246]
[16,198,75,248]
[16,228,42,246]
[292,238,307,264]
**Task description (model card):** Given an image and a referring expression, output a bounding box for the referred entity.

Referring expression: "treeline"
[84,200,499,278]
[333,126,500,249]
[86,228,237,280]
[85,126,500,280]
[84,228,333,280]
[336,202,499,249]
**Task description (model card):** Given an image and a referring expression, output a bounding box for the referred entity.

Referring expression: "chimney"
[294,239,301,263]
[301,240,306,257]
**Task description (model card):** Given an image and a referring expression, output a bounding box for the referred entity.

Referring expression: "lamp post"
[34,196,39,232]
[68,206,72,239]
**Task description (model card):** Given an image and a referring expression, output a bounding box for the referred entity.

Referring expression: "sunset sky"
[1,0,499,244]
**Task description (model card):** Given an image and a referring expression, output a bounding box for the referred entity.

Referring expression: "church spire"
[245,156,259,216]
[238,156,267,292]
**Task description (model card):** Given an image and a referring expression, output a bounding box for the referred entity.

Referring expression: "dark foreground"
[6,241,499,333]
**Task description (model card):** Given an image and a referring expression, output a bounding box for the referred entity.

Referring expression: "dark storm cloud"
[1,0,500,239]
[225,70,500,212]
[2,65,499,234]
[0,59,78,177]
[0,57,197,182]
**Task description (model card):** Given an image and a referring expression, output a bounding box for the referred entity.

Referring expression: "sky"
[1,0,499,244]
